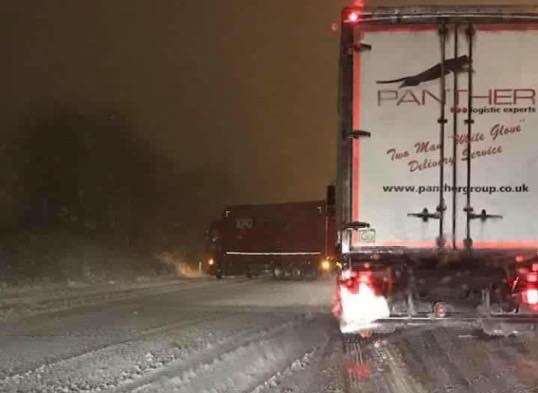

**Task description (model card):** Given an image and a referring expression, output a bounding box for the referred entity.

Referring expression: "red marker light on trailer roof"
[344,0,365,23]
[348,12,359,23]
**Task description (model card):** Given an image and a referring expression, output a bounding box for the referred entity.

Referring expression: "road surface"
[1,277,537,393]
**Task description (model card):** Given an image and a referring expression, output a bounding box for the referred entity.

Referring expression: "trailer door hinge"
[408,208,440,222]
[348,42,372,54]
[346,129,371,140]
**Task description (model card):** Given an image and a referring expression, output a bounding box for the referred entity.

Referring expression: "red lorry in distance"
[206,188,336,279]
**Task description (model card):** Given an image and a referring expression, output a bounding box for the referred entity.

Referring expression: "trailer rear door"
[348,16,538,251]
[457,25,538,250]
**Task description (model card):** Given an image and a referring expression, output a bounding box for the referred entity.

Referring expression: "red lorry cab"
[207,193,336,279]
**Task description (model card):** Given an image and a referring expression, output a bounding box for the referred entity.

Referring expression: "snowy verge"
[0,276,210,322]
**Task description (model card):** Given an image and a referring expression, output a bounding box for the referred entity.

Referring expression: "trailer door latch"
[348,42,372,54]
[408,208,440,222]
[468,208,503,222]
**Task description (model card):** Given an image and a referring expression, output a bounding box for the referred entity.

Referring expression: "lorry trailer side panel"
[208,200,336,277]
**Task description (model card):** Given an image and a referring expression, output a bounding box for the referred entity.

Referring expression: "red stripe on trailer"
[472,241,538,250]
[352,32,362,222]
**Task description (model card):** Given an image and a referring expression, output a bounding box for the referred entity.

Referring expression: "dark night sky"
[4,1,354,210]
[4,0,535,249]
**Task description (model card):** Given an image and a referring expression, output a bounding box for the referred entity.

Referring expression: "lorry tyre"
[292,267,303,280]
[215,270,223,279]
[306,268,319,281]
[272,265,284,280]
[246,264,260,278]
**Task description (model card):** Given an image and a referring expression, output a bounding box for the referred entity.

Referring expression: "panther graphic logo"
[376,55,470,88]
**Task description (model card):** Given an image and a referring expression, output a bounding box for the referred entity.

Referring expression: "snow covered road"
[1,277,538,392]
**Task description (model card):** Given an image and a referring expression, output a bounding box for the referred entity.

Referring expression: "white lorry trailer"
[334,4,538,337]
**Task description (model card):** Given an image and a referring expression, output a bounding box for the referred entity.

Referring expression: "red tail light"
[339,272,359,293]
[526,272,538,283]
[357,271,372,284]
[517,265,529,273]
[339,270,376,294]
[523,288,538,305]
[511,261,538,306]
[342,277,357,292]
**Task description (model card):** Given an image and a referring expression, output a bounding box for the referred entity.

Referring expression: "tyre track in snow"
[398,328,537,393]
[340,328,538,393]
[2,310,287,393]
[341,336,426,393]
[399,329,473,393]
[250,332,343,393]
[0,279,335,393]
[0,278,252,322]
[0,279,258,389]
[108,314,334,393]
[0,310,219,388]
[430,329,527,393]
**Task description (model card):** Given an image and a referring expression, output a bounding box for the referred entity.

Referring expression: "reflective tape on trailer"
[225,252,321,256]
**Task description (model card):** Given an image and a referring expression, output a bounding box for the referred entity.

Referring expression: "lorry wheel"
[292,267,303,280]
[215,270,223,279]
[306,269,319,281]
[272,266,284,280]
[246,265,259,278]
